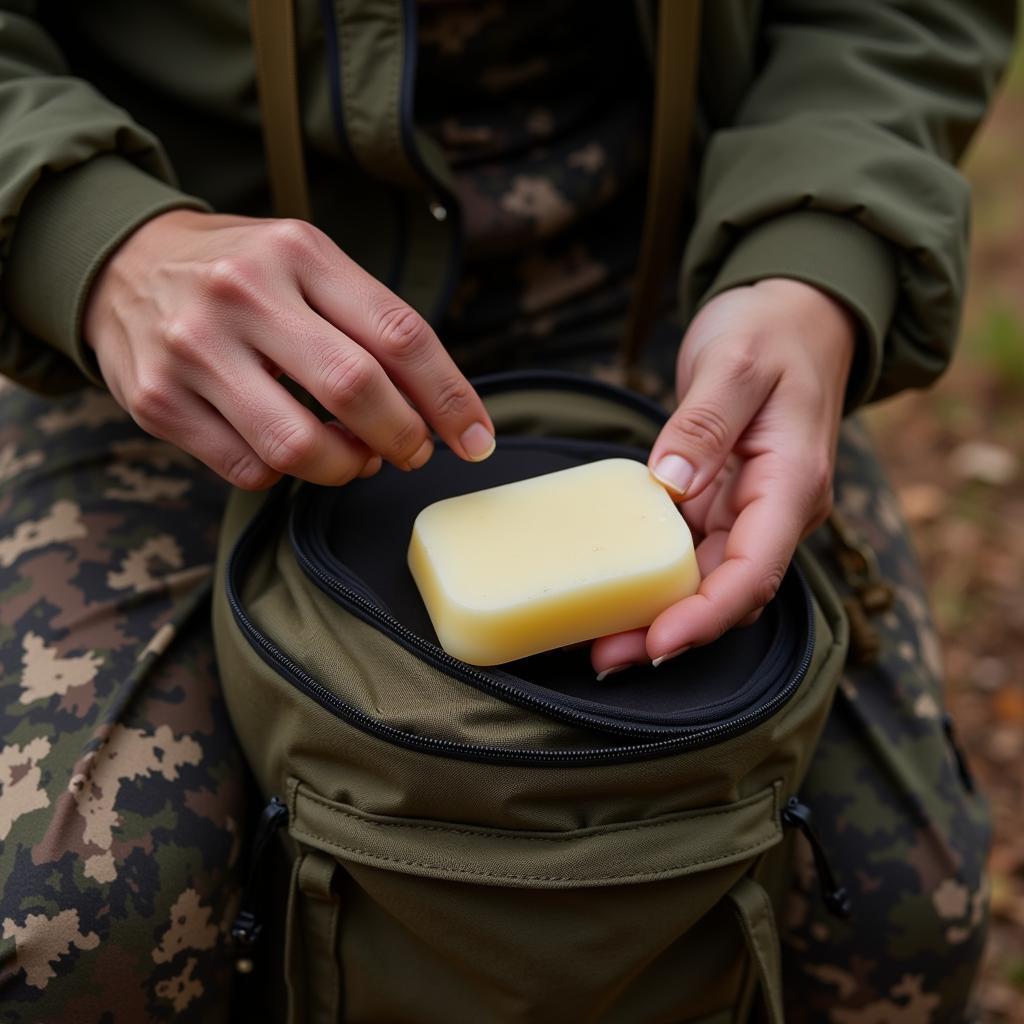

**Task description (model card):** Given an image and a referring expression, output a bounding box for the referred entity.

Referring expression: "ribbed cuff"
[700,210,898,409]
[3,154,210,387]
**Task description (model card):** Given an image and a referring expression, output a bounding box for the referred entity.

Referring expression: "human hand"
[591,278,857,676]
[83,210,496,489]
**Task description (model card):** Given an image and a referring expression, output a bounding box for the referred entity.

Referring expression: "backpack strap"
[727,875,785,1024]
[620,0,702,383]
[249,0,313,221]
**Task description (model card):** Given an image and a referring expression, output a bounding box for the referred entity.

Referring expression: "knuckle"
[258,418,317,473]
[804,453,834,504]
[669,403,732,455]
[705,602,733,645]
[129,377,177,428]
[382,416,422,461]
[432,376,472,421]
[222,450,276,490]
[319,348,374,406]
[267,218,320,258]
[372,303,431,360]
[808,487,835,533]
[202,257,260,302]
[160,316,207,361]
[723,341,761,388]
[753,561,788,609]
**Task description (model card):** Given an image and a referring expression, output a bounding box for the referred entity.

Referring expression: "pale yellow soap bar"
[407,458,700,666]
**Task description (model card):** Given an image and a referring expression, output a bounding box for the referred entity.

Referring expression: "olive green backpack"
[212,368,851,1023]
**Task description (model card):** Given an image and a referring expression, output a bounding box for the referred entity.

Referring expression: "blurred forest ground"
[864,29,1024,1021]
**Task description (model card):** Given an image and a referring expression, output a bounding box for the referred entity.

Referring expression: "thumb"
[649,349,774,499]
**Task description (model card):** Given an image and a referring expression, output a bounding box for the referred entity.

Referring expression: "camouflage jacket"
[0,1,1015,405]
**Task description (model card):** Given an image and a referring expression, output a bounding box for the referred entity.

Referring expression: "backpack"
[211,368,850,1023]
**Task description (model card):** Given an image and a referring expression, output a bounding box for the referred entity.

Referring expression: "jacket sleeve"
[0,5,209,394]
[682,1,1017,407]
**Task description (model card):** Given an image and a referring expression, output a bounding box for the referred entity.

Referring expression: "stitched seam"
[297,786,778,843]
[337,2,362,156]
[737,885,781,1016]
[288,823,779,883]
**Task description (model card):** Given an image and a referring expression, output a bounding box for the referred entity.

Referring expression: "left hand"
[591,278,857,677]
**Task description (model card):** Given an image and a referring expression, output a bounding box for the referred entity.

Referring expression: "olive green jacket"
[0,1,1015,404]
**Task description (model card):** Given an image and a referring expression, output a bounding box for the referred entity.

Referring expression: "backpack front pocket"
[282,778,785,1024]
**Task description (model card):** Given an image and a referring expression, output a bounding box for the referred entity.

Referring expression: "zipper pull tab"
[782,796,852,920]
[231,796,289,970]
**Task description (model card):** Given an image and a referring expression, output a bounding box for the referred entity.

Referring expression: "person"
[0,2,1013,1020]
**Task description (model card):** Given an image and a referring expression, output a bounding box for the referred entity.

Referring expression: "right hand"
[84,209,496,489]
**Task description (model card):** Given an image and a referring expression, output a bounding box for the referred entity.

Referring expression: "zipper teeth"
[296,534,678,738]
[226,506,817,767]
[298,514,794,731]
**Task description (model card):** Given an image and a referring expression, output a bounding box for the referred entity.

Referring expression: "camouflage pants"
[0,380,246,1021]
[0,382,989,1022]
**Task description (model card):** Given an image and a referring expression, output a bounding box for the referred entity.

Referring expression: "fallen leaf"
[898,482,948,522]
[988,724,1024,763]
[948,441,1019,485]
[994,687,1024,724]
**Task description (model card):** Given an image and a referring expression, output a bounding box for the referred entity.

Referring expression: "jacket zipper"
[781,797,852,919]
[398,0,464,323]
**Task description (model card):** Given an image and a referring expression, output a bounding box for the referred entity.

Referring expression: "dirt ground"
[864,35,1024,1022]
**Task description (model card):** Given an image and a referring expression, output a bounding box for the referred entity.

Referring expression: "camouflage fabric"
[790,420,991,1023]
[417,0,649,370]
[0,379,243,1022]
[0,375,989,1021]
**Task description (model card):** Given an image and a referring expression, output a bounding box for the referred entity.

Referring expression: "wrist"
[83,208,210,351]
[752,277,858,378]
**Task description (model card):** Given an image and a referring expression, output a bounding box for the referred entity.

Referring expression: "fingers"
[183,350,381,485]
[590,629,648,678]
[649,342,777,501]
[644,453,827,661]
[255,311,439,471]
[283,221,496,461]
[125,383,282,490]
[589,530,728,676]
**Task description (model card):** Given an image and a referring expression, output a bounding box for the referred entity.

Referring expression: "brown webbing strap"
[249,0,313,221]
[620,0,701,382]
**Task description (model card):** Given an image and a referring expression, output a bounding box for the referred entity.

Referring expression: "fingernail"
[652,454,695,497]
[407,438,434,470]
[460,422,496,462]
[651,645,689,668]
[596,664,630,682]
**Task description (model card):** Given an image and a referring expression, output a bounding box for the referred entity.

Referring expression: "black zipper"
[291,477,801,736]
[782,797,852,919]
[225,476,817,767]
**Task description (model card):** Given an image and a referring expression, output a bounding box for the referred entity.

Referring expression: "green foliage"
[1008,11,1024,96]
[965,303,1024,389]
[1004,957,1024,991]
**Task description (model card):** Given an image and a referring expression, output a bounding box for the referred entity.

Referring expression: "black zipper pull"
[231,796,289,971]
[782,796,852,920]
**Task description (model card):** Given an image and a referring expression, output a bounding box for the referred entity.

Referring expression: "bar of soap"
[407,458,700,666]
